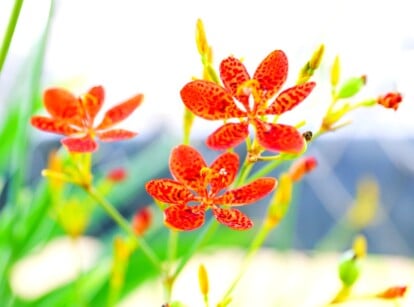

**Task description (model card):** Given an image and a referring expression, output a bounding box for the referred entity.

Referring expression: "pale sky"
[1,0,413,140]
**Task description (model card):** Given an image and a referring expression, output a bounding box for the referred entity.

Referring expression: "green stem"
[234,160,253,187]
[164,230,179,301]
[219,222,271,304]
[172,219,219,281]
[248,158,284,182]
[0,0,24,73]
[85,186,162,272]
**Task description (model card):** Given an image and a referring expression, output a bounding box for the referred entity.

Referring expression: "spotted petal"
[145,179,195,205]
[265,82,316,115]
[82,86,105,121]
[209,151,239,194]
[206,122,249,150]
[180,80,246,120]
[43,88,81,120]
[254,119,305,154]
[96,94,143,130]
[31,116,79,135]
[169,145,207,194]
[215,177,277,205]
[61,136,98,153]
[212,207,253,230]
[220,56,251,110]
[253,50,288,100]
[164,205,205,231]
[97,129,137,141]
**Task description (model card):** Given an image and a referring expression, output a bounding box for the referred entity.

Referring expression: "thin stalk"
[172,219,219,280]
[0,0,24,73]
[164,230,179,301]
[85,186,162,272]
[248,159,284,182]
[219,221,271,304]
[234,160,253,187]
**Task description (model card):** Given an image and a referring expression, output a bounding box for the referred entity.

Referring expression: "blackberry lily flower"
[145,145,277,231]
[31,86,143,152]
[180,50,315,153]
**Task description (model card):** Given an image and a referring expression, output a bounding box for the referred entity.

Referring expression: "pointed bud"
[352,234,367,259]
[46,150,64,190]
[183,107,195,145]
[377,285,408,299]
[338,250,361,287]
[198,264,209,298]
[266,173,293,228]
[309,44,325,70]
[132,206,153,236]
[56,198,91,238]
[196,18,208,56]
[347,178,378,229]
[330,55,341,87]
[297,44,325,85]
[377,92,402,111]
[288,156,317,182]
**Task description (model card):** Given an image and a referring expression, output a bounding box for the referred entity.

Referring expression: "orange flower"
[31,86,143,152]
[377,285,407,299]
[288,156,317,182]
[180,50,315,153]
[145,145,277,231]
[377,92,402,110]
[107,168,127,182]
[132,206,153,236]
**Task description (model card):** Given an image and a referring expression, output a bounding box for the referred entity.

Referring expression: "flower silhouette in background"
[145,145,277,231]
[180,50,315,153]
[31,86,143,152]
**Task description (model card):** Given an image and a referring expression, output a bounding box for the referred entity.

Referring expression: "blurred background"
[0,0,413,306]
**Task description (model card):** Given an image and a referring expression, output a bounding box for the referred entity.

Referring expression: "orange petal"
[169,145,207,193]
[265,82,316,115]
[82,86,105,122]
[253,50,288,100]
[180,80,247,120]
[43,88,82,120]
[254,119,305,154]
[206,122,249,150]
[212,207,253,230]
[145,179,196,205]
[215,177,277,205]
[31,116,78,135]
[164,205,205,231]
[97,129,137,141]
[96,94,143,130]
[219,56,251,110]
[209,151,239,194]
[61,136,98,152]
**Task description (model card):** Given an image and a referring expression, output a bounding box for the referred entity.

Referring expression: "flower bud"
[198,264,209,297]
[337,75,366,99]
[352,234,367,259]
[107,167,127,182]
[377,285,408,299]
[338,250,361,287]
[330,55,341,87]
[132,206,153,236]
[377,92,402,110]
[288,156,317,182]
[266,173,293,228]
[196,19,208,56]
